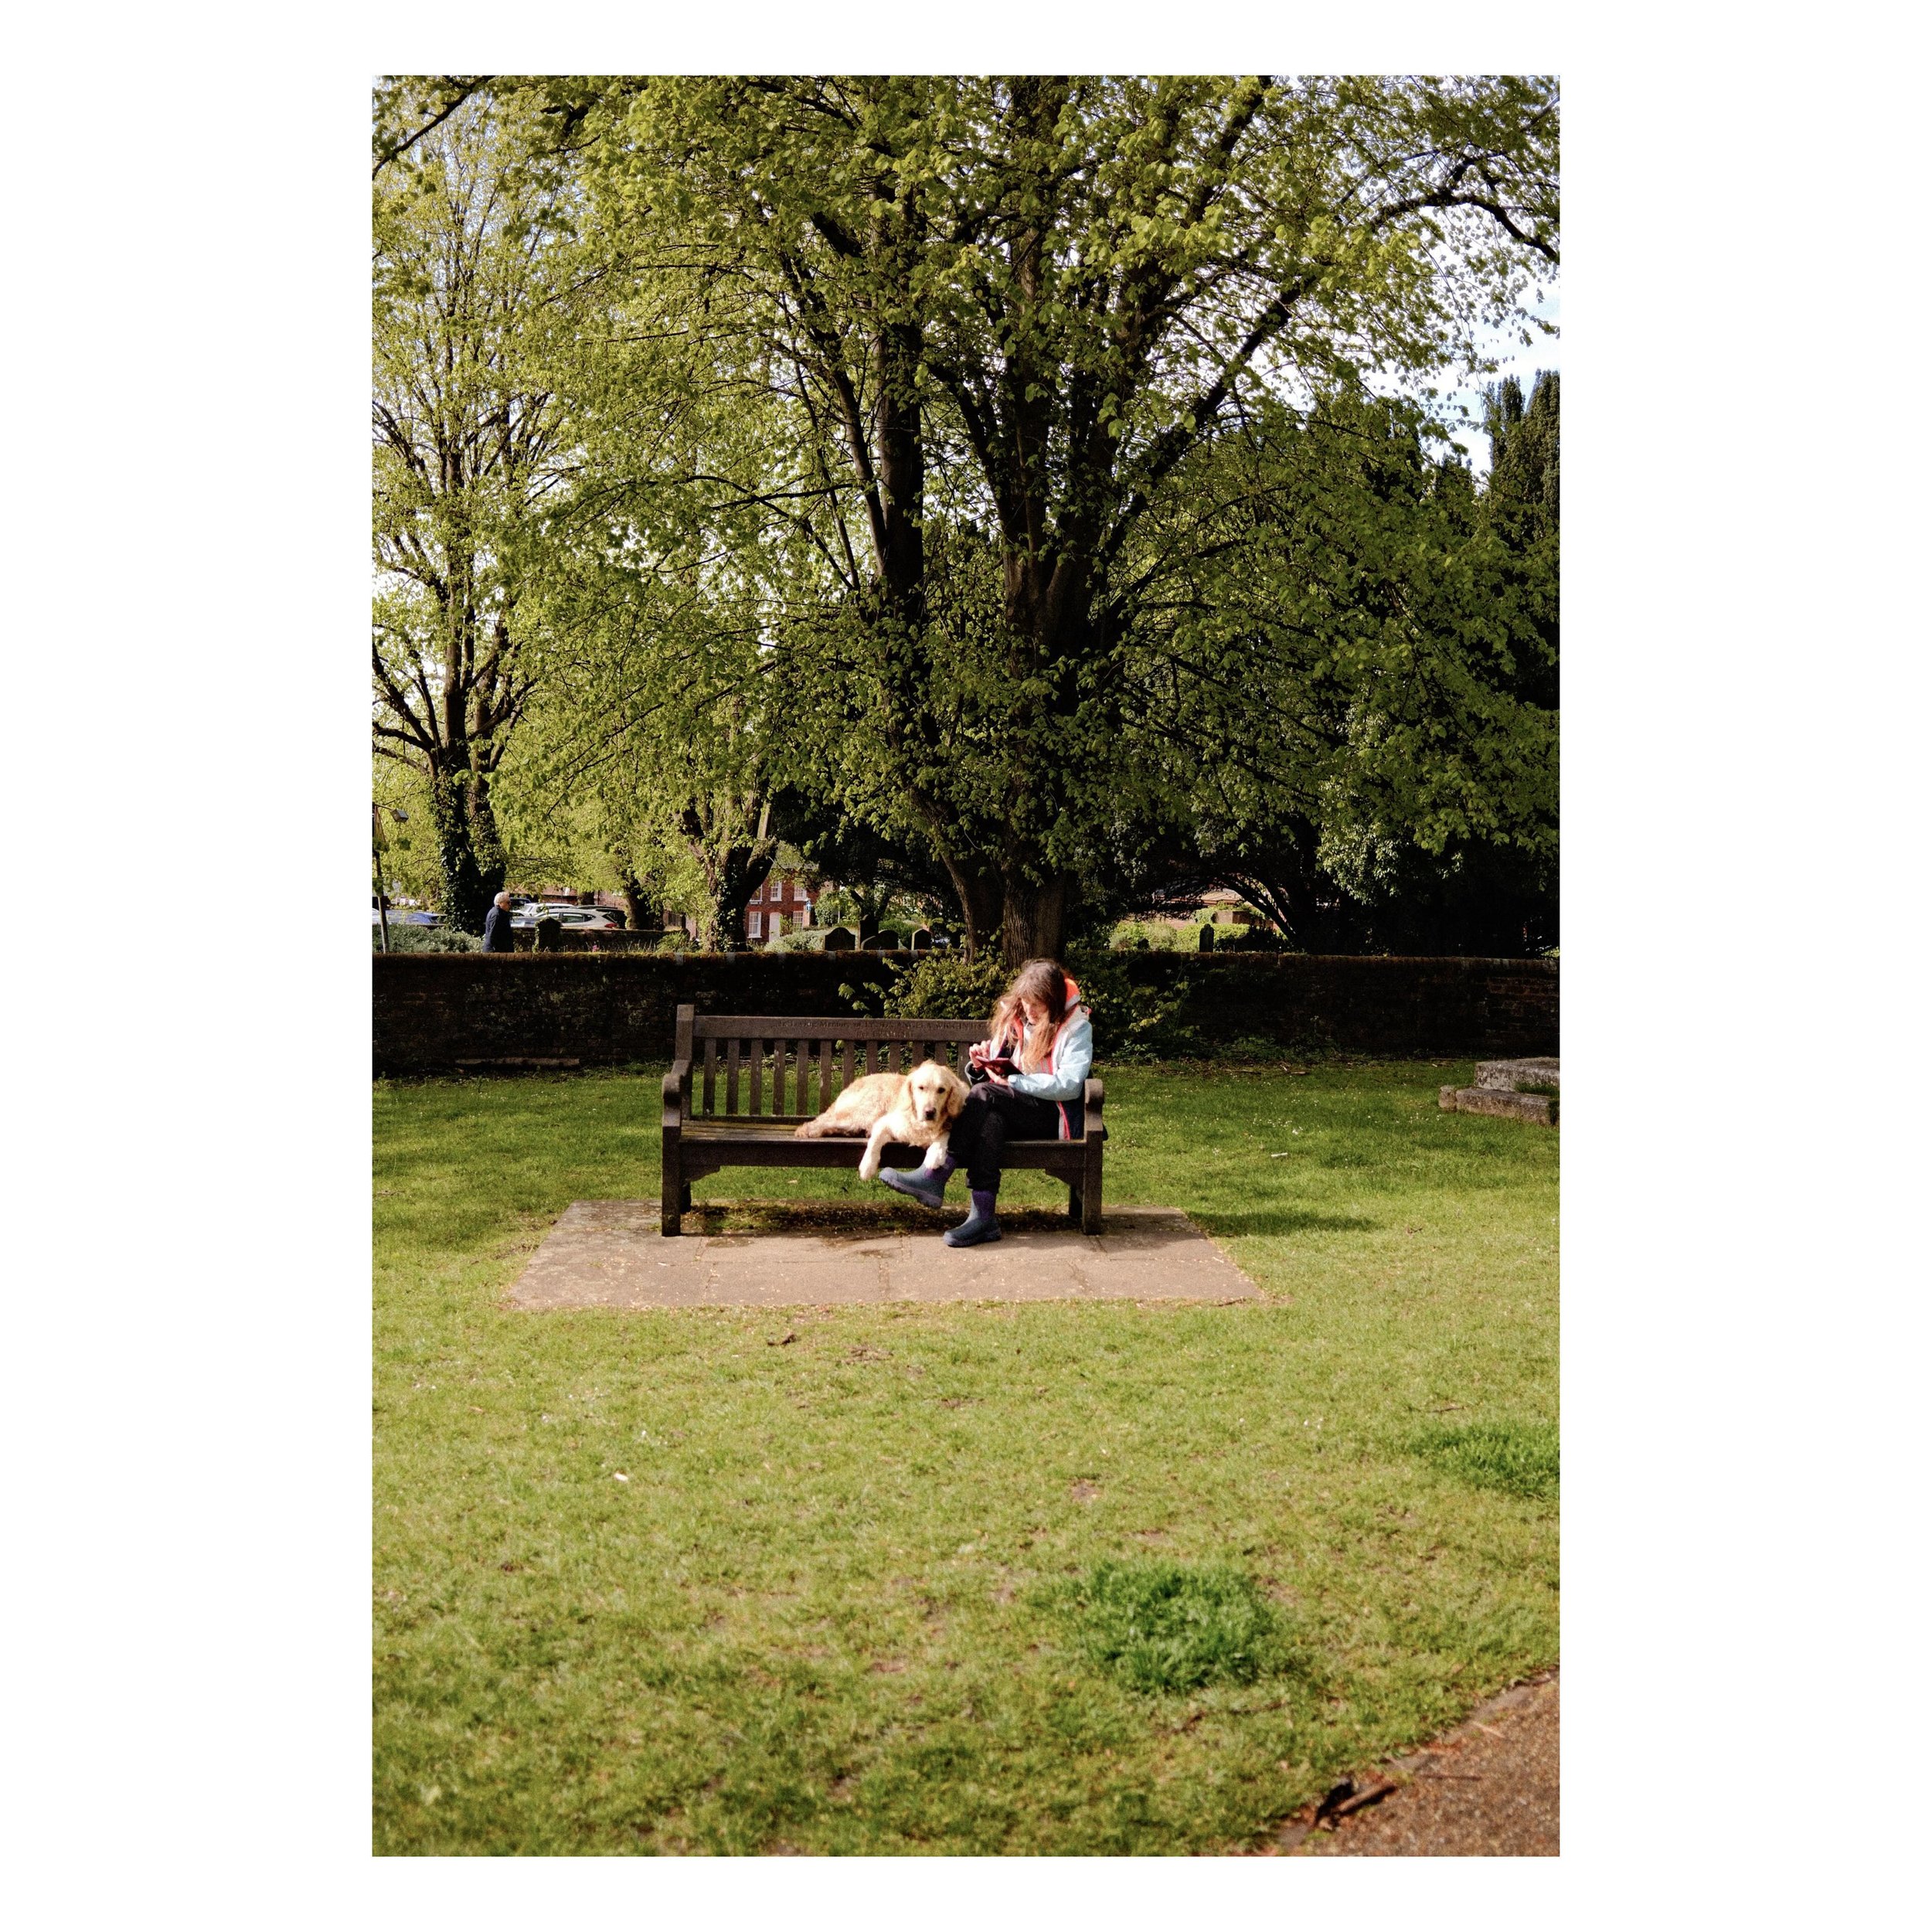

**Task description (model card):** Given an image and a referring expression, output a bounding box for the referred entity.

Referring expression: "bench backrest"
[672,1005,988,1121]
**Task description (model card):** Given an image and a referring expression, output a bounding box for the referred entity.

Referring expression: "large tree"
[495,300,801,950]
[532,73,1557,960]
[1130,379,1558,953]
[371,91,578,930]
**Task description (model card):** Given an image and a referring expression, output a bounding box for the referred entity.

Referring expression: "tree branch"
[372,77,495,178]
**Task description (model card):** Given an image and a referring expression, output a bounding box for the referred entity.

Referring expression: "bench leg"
[662,1137,683,1236]
[1066,1182,1083,1223]
[1080,1159,1104,1236]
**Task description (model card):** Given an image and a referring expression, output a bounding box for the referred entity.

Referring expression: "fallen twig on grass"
[1311,1776,1403,1827]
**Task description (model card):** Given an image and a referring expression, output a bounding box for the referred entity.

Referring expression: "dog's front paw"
[858,1151,882,1181]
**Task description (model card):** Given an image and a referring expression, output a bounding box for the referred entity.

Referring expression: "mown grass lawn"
[373,1060,1558,1855]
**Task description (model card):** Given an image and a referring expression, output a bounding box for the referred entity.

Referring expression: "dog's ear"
[939,1066,968,1122]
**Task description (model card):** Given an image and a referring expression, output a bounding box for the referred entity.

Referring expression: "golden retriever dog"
[793,1060,970,1181]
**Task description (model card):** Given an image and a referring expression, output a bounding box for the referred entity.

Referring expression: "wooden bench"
[660,1003,1106,1236]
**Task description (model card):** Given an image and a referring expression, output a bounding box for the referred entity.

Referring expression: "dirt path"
[1262,1668,1558,1856]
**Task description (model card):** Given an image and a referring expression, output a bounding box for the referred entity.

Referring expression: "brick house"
[746,872,818,942]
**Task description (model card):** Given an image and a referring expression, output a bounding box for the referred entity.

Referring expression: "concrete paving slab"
[506,1201,1262,1309]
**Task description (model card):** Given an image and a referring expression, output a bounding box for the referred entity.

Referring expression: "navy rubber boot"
[881,1155,954,1211]
[943,1189,1002,1248]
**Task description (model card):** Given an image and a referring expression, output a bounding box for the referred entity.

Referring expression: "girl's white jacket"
[1002,1005,1094,1105]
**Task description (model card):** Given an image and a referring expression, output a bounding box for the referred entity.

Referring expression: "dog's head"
[908,1060,968,1128]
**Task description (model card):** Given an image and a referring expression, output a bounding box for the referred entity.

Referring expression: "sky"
[1437,286,1562,474]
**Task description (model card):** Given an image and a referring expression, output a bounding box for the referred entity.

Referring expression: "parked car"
[371,900,437,927]
[509,906,622,931]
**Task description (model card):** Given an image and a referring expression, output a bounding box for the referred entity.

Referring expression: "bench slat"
[694,1015,986,1042]
[705,1032,998,1117]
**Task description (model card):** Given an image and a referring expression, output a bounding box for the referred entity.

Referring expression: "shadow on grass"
[1191,1210,1379,1239]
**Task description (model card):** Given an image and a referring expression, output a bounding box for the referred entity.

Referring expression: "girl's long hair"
[990,958,1071,1072]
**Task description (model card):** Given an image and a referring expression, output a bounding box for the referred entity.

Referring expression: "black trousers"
[945,1084,1063,1193]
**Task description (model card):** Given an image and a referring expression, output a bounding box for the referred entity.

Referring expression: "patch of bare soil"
[1267,1668,1558,1857]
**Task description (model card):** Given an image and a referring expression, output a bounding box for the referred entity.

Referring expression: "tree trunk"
[998,868,1070,967]
[708,843,775,951]
[1224,826,1366,954]
[470,770,508,906]
[618,873,656,933]
[430,767,492,934]
[679,796,775,951]
[939,857,1005,962]
[838,879,893,947]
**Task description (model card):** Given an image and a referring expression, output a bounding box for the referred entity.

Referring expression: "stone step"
[1475,1056,1560,1092]
[1440,1084,1556,1125]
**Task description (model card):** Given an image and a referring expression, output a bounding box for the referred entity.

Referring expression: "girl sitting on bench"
[880,957,1094,1247]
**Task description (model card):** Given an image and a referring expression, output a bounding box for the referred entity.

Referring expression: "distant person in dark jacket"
[481,892,516,953]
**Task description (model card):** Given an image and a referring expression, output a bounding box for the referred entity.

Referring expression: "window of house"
[749,911,763,939]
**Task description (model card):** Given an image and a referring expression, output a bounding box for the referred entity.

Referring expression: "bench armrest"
[1083,1077,1105,1139]
[662,1057,691,1129]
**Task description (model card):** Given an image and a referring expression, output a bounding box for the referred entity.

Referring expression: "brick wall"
[1093,951,1558,1056]
[372,952,1556,1076]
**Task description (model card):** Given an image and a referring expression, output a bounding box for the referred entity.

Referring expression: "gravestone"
[1440,1057,1559,1125]
[823,927,855,951]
